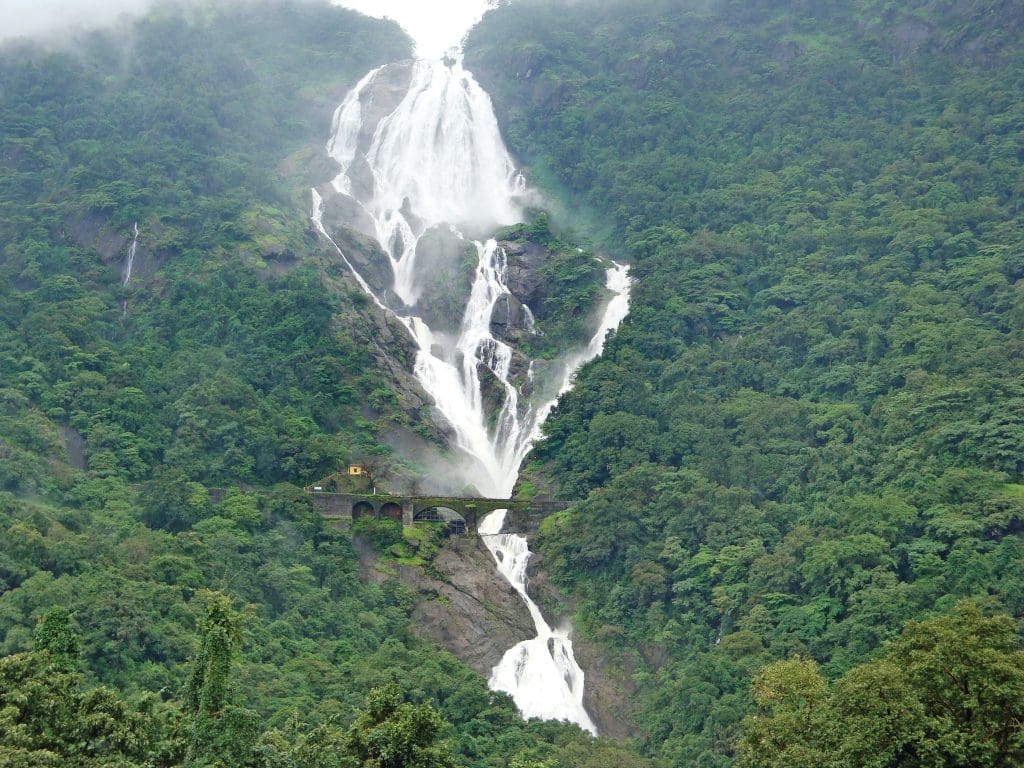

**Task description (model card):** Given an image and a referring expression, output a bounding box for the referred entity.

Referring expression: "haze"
[2,0,499,55]
[1,0,154,41]
[330,0,498,58]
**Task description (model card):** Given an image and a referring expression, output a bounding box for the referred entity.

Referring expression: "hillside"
[0,2,646,765]
[1,0,1022,765]
[467,0,1024,764]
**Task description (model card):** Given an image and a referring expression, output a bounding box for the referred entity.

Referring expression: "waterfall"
[479,510,597,734]
[122,222,139,315]
[123,222,139,286]
[314,2,631,733]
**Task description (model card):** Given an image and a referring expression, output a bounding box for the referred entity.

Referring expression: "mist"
[0,0,158,42]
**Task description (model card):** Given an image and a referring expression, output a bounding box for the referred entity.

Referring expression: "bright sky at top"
[0,0,498,50]
[330,0,497,59]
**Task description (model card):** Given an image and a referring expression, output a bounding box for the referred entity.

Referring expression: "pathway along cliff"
[312,2,630,734]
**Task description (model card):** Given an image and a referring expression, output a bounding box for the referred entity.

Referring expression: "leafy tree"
[738,604,1024,767]
[341,683,456,768]
[0,612,154,767]
[184,592,261,768]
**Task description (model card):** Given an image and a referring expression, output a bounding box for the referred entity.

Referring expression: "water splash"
[479,510,597,734]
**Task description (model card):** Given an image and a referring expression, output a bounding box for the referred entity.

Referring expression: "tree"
[341,683,455,768]
[184,592,261,768]
[0,610,153,767]
[738,604,1024,767]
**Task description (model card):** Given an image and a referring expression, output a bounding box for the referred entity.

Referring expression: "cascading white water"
[122,222,139,315]
[316,0,631,733]
[479,509,597,734]
[123,222,139,286]
[328,58,523,307]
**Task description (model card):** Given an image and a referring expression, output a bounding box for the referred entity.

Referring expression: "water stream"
[315,2,630,733]
[122,221,139,315]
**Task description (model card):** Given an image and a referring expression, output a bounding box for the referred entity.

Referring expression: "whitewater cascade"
[312,16,629,733]
[122,222,139,286]
[478,509,597,733]
[122,222,139,315]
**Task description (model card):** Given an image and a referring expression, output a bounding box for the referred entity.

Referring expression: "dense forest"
[2,0,1023,765]
[466,0,1024,765]
[0,2,641,766]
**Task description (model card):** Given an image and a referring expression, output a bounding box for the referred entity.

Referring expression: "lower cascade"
[312,7,631,734]
[479,510,597,734]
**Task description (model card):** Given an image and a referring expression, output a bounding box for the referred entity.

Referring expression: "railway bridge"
[307,490,570,534]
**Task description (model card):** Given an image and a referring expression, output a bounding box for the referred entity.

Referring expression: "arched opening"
[351,500,375,520]
[414,506,466,536]
[379,502,403,522]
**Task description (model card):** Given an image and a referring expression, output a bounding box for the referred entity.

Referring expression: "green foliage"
[342,683,455,768]
[0,3,643,767]
[738,604,1024,767]
[0,647,155,767]
[467,0,1024,762]
[0,0,411,493]
[353,517,406,552]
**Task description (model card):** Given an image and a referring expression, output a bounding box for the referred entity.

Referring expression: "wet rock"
[358,535,535,675]
[315,186,394,296]
[411,227,476,334]
[502,239,550,313]
[355,61,414,152]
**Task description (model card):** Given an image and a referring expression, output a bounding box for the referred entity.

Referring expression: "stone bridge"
[308,491,570,534]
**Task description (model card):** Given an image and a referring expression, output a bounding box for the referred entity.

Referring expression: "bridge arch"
[378,502,403,522]
[351,500,375,519]
[414,506,467,536]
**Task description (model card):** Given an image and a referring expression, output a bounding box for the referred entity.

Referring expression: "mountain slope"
[468,0,1024,763]
[0,3,656,765]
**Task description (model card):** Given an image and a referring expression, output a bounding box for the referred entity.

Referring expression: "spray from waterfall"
[312,13,631,732]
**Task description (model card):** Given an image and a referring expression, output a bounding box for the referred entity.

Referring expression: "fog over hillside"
[1,0,497,50]
[1,0,157,41]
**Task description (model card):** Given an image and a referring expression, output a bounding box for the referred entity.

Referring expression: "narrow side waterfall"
[122,222,139,286]
[122,222,139,315]
[313,4,630,732]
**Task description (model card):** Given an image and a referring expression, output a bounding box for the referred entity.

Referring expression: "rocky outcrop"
[63,213,164,286]
[501,239,550,314]
[410,227,476,334]
[315,185,396,296]
[357,535,535,675]
[65,212,128,263]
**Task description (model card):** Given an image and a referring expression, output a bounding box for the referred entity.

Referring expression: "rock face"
[315,185,396,299]
[357,535,535,675]
[63,213,165,286]
[411,227,477,334]
[501,239,550,314]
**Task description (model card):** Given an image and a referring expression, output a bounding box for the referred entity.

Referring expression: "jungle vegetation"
[0,2,645,766]
[2,0,1023,765]
[467,0,1024,765]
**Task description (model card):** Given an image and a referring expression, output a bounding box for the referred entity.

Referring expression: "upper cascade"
[327,59,525,306]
